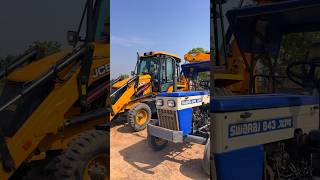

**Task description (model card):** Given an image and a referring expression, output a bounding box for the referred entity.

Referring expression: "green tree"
[31,40,61,58]
[119,74,129,79]
[187,47,209,54]
[255,32,320,92]
[0,41,61,68]
[0,55,15,66]
[257,32,320,74]
[279,32,320,67]
[198,72,210,81]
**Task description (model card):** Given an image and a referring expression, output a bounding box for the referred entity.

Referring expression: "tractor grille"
[157,109,179,131]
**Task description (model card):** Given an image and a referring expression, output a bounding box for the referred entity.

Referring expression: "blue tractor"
[147,60,211,174]
[148,0,320,179]
[211,0,320,179]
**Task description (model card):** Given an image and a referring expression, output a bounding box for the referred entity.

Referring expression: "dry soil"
[110,122,209,180]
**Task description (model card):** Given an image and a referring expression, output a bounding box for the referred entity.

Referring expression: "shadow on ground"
[119,139,190,174]
[180,159,208,179]
[119,138,208,179]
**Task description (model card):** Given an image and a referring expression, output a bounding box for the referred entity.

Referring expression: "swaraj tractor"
[146,58,212,174]
[210,0,320,179]
[147,0,320,179]
[0,0,109,179]
[111,52,188,131]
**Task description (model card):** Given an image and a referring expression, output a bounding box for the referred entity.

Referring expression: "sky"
[0,0,86,57]
[110,0,210,78]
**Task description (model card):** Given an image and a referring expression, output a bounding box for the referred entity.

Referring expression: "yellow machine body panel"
[0,42,109,179]
[195,41,251,94]
[112,77,131,88]
[184,52,210,63]
[0,69,80,179]
[222,41,253,94]
[8,49,71,82]
[89,42,110,83]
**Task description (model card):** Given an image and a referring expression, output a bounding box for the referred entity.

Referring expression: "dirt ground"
[110,121,209,180]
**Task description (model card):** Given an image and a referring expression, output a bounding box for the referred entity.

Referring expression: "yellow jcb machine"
[184,50,250,95]
[111,52,188,131]
[0,0,109,179]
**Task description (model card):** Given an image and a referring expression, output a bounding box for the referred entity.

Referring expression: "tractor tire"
[202,138,210,176]
[148,135,168,151]
[127,103,151,131]
[53,130,109,180]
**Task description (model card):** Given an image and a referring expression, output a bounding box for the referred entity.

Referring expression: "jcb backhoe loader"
[0,0,109,179]
[110,52,188,131]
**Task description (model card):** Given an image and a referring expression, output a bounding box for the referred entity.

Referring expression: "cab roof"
[140,51,181,61]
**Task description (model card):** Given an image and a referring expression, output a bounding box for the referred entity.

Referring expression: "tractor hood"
[226,0,320,57]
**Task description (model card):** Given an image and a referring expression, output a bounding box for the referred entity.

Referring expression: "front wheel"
[127,103,151,131]
[54,130,109,180]
[148,135,168,151]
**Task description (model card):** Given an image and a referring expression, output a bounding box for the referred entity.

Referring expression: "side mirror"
[67,31,79,46]
[131,71,135,76]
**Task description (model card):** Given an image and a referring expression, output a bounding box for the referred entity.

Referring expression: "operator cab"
[137,52,181,92]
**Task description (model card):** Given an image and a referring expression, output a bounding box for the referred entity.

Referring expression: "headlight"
[167,100,176,107]
[156,99,164,106]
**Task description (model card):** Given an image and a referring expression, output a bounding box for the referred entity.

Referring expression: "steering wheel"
[286,58,320,88]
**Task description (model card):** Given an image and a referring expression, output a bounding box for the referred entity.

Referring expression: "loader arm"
[110,74,152,120]
[111,81,137,120]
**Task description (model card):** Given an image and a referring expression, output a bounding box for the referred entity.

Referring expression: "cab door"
[160,57,175,92]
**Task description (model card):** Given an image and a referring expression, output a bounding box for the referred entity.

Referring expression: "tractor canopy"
[181,61,210,79]
[226,0,320,57]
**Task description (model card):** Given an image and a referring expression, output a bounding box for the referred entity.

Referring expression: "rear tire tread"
[52,130,109,180]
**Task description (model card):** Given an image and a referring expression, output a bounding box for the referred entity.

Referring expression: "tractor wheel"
[202,138,210,176]
[148,135,168,151]
[127,103,151,131]
[54,130,109,180]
